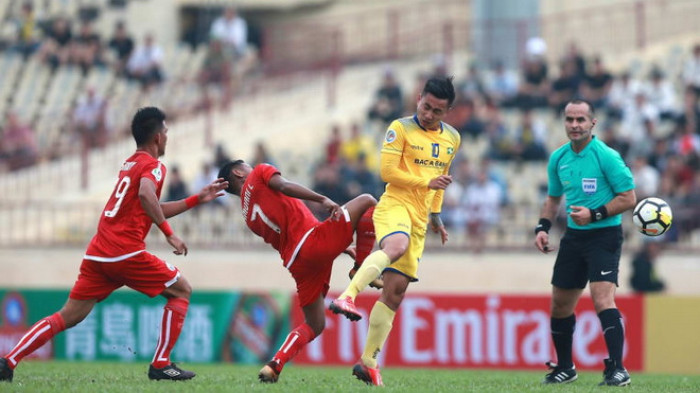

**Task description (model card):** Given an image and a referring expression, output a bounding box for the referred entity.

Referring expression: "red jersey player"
[218,160,378,383]
[0,107,228,383]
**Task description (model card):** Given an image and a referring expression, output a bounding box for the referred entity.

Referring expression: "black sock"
[598,308,625,368]
[551,314,576,368]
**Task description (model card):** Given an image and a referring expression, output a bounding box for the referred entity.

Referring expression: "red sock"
[355,206,376,267]
[271,323,316,370]
[5,312,66,369]
[151,297,189,368]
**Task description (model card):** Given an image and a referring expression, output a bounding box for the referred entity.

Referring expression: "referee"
[534,99,636,386]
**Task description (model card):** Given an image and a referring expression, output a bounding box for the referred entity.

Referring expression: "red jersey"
[241,164,318,266]
[85,151,166,261]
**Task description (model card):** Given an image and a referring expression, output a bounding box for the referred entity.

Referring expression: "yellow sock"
[340,250,391,300]
[360,301,395,369]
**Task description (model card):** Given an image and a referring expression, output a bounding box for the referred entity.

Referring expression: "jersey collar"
[413,114,443,133]
[570,135,597,156]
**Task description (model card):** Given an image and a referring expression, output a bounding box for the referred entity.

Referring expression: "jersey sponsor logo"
[152,167,163,182]
[385,129,397,143]
[120,161,136,171]
[414,158,447,168]
[447,147,454,155]
[582,178,597,194]
[410,144,424,151]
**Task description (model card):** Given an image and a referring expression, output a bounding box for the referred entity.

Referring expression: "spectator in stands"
[0,111,39,171]
[457,62,486,101]
[562,42,587,80]
[485,60,518,107]
[455,98,485,140]
[71,21,103,75]
[325,124,343,165]
[165,165,189,202]
[37,17,72,71]
[210,6,256,77]
[193,162,225,209]
[513,54,549,109]
[483,101,513,161]
[670,118,700,157]
[347,152,382,199]
[214,143,232,168]
[512,109,548,162]
[72,86,108,149]
[682,43,700,96]
[463,167,502,253]
[677,87,700,135]
[368,68,404,126]
[582,57,613,109]
[441,158,471,238]
[250,141,276,167]
[126,33,164,89]
[198,39,233,110]
[631,155,660,200]
[549,59,582,116]
[10,2,40,59]
[340,123,377,172]
[311,164,351,219]
[108,21,135,77]
[619,92,659,153]
[644,67,678,120]
[630,241,666,293]
[607,71,642,121]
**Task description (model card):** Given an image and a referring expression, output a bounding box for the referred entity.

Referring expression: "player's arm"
[160,178,229,218]
[381,152,452,189]
[139,178,188,255]
[534,195,561,253]
[570,189,636,225]
[267,174,341,218]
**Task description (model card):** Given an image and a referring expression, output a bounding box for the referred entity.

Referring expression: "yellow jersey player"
[330,76,461,386]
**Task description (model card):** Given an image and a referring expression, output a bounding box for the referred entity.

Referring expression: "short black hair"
[217,159,245,194]
[422,76,456,107]
[131,107,166,146]
[567,99,595,116]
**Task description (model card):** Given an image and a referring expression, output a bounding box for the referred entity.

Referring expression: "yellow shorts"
[372,197,427,281]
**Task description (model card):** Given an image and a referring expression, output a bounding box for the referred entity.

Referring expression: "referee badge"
[582,178,597,195]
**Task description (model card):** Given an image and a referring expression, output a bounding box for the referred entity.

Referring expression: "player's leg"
[259,295,323,383]
[148,276,194,381]
[330,201,410,320]
[1,297,96,381]
[587,227,629,386]
[343,195,381,288]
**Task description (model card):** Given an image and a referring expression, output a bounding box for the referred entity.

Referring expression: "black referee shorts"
[551,225,623,289]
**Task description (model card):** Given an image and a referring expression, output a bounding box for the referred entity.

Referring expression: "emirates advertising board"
[293,293,644,371]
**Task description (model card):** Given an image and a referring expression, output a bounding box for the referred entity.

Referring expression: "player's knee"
[382,239,409,261]
[359,193,377,208]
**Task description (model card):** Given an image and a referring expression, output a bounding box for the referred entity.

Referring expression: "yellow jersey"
[380,115,461,221]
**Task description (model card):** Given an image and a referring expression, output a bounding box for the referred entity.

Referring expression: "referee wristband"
[535,218,552,235]
[589,205,609,222]
[185,195,200,208]
[158,221,174,237]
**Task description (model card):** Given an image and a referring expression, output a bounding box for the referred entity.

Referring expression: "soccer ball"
[632,197,673,236]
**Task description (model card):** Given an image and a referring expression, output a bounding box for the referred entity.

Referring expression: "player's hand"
[321,197,341,221]
[343,246,356,259]
[433,225,449,245]
[167,234,188,256]
[428,175,453,190]
[535,231,555,253]
[198,178,229,203]
[569,205,591,226]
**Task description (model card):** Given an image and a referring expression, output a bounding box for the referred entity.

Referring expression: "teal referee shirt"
[547,136,635,230]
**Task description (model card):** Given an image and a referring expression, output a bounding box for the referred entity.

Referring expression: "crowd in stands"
[0,1,258,171]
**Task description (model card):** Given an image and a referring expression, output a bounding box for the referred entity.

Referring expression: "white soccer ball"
[632,197,673,236]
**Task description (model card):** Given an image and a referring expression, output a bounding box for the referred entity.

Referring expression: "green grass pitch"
[4,362,700,393]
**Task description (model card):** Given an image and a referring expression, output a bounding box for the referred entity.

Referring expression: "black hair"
[131,107,166,146]
[422,76,456,107]
[567,99,595,116]
[217,159,245,194]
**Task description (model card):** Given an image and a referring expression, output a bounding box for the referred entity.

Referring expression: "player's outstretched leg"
[259,322,316,383]
[0,358,13,382]
[329,296,362,321]
[352,360,383,386]
[348,206,384,289]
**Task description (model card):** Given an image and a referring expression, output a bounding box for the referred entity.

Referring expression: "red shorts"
[289,211,354,307]
[69,251,180,301]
